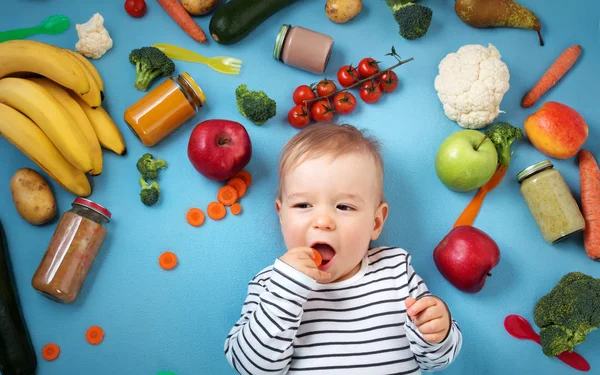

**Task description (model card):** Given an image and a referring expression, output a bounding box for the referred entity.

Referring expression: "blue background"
[1,0,599,374]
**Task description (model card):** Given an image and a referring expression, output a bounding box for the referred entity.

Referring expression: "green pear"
[455,0,544,46]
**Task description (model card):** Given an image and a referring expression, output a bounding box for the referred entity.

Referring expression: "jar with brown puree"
[32,198,111,304]
[517,160,585,244]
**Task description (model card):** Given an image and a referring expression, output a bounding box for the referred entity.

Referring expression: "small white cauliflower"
[75,13,113,59]
[434,44,510,129]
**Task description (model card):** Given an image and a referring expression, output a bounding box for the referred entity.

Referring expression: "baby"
[225,123,462,374]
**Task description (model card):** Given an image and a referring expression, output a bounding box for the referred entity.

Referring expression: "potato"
[325,0,363,24]
[10,168,56,226]
[182,0,221,16]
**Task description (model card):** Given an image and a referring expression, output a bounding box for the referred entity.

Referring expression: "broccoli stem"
[134,62,162,91]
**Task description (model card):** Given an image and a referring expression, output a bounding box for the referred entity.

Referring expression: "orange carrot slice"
[86,326,104,345]
[312,248,322,267]
[234,170,252,187]
[207,202,226,220]
[186,208,205,227]
[42,343,60,361]
[230,203,242,215]
[217,185,238,206]
[227,178,247,198]
[159,251,178,270]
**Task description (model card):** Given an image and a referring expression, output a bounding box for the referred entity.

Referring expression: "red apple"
[188,119,252,181]
[433,226,500,293]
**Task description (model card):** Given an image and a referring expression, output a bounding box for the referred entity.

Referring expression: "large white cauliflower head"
[75,13,113,59]
[434,43,510,129]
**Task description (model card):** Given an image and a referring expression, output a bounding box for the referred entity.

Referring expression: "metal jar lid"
[180,72,206,107]
[273,24,291,61]
[73,197,111,221]
[516,160,554,183]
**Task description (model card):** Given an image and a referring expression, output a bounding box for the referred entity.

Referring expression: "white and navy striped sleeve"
[403,254,463,371]
[224,259,317,375]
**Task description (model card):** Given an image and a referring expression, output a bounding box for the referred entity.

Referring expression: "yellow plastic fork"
[152,43,242,75]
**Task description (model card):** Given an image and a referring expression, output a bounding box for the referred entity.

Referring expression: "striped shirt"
[224,247,462,374]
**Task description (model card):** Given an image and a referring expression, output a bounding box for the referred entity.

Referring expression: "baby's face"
[276,153,388,283]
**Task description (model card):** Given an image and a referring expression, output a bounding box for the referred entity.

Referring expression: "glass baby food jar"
[32,198,111,304]
[273,24,334,74]
[124,72,206,146]
[517,160,585,244]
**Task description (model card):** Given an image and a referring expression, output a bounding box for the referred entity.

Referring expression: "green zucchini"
[209,0,294,45]
[0,221,36,375]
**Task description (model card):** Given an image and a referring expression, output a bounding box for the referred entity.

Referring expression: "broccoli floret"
[129,47,175,91]
[392,3,433,40]
[235,84,276,125]
[139,177,160,206]
[533,272,600,357]
[136,153,167,180]
[484,122,524,167]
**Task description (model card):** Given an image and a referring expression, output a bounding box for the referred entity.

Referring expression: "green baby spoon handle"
[0,15,70,43]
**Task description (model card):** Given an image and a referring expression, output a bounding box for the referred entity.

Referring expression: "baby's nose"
[312,209,336,230]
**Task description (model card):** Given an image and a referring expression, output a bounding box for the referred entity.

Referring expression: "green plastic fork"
[152,43,242,75]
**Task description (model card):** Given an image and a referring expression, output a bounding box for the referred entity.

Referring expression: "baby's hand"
[405,296,450,344]
[279,247,332,283]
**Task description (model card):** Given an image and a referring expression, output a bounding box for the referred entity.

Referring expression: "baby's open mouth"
[311,242,336,267]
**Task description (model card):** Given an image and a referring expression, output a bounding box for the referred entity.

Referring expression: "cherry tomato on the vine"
[359,80,382,103]
[358,58,379,79]
[288,105,311,129]
[337,65,360,87]
[333,92,357,115]
[292,85,316,106]
[125,0,146,18]
[311,100,334,122]
[378,71,399,92]
[315,79,337,97]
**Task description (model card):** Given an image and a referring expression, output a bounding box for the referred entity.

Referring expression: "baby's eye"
[337,204,354,211]
[293,203,310,209]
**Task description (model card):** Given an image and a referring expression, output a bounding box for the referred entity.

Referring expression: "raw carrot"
[186,208,205,227]
[159,251,178,270]
[217,186,238,206]
[227,177,247,198]
[230,203,242,215]
[42,343,60,361]
[157,0,207,43]
[454,164,508,228]
[521,45,582,108]
[207,202,226,220]
[234,170,252,187]
[86,326,104,345]
[578,149,600,260]
[312,248,323,267]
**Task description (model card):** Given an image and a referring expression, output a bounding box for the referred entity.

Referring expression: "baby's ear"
[371,202,389,240]
[275,199,282,214]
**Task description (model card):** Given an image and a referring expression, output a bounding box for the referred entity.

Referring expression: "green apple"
[435,130,498,192]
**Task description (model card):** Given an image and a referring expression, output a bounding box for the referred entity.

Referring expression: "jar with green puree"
[517,160,585,244]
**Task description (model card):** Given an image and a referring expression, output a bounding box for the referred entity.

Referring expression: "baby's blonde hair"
[277,123,385,202]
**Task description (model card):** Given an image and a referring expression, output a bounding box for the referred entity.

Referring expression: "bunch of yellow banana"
[0,40,127,197]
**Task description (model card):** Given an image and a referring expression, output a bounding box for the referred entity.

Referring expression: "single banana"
[0,40,90,96]
[61,49,102,108]
[63,49,104,93]
[0,78,94,173]
[71,93,127,156]
[0,103,91,197]
[28,77,103,176]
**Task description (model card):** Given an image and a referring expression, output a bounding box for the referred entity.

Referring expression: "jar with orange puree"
[124,72,206,146]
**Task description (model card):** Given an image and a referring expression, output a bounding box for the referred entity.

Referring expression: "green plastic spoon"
[157,372,177,375]
[0,15,70,43]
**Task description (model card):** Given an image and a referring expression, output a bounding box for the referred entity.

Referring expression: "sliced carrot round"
[234,170,252,187]
[217,185,238,206]
[312,248,323,267]
[207,201,226,220]
[186,208,205,227]
[86,326,104,345]
[227,178,247,198]
[42,343,60,361]
[230,203,242,215]
[159,251,178,270]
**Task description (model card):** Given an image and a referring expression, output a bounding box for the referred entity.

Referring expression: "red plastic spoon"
[504,314,590,372]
